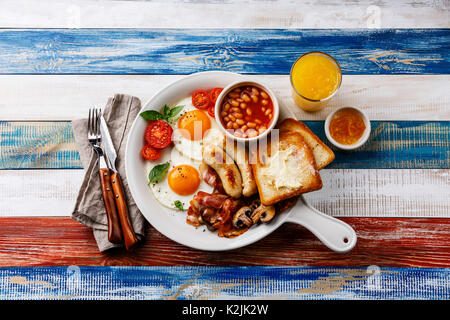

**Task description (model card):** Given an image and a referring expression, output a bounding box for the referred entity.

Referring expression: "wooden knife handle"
[99,168,123,244]
[111,172,138,250]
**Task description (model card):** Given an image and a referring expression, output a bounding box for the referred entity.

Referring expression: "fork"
[88,108,123,244]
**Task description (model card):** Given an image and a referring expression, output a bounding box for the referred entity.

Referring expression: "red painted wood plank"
[0,217,448,267]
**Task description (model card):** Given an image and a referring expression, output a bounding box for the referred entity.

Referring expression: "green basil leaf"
[168,105,184,119]
[174,200,184,211]
[162,104,171,118]
[140,110,164,121]
[148,162,170,184]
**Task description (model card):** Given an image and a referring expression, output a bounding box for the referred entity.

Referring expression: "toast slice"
[251,131,322,205]
[278,118,335,170]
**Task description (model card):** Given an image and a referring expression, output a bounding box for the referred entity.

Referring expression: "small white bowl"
[324,106,371,150]
[215,80,279,143]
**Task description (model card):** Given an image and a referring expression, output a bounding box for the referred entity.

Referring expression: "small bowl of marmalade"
[325,106,371,150]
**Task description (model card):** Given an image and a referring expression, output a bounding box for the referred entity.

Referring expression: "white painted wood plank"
[0,170,83,217]
[0,0,448,28]
[304,169,450,217]
[0,75,448,121]
[1,169,448,218]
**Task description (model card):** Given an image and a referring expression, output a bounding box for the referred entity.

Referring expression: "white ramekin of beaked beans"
[214,80,279,143]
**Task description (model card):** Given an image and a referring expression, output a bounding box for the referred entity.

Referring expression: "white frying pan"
[125,71,357,253]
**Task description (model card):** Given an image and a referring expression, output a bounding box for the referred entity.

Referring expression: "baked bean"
[231,107,240,113]
[262,107,266,112]
[234,113,243,119]
[242,94,251,102]
[236,98,243,103]
[252,87,259,95]
[240,102,246,109]
[247,129,258,137]
[224,116,230,122]
[230,99,239,107]
[224,103,231,111]
[255,119,262,124]
[233,88,241,93]
[262,99,268,106]
[265,109,271,116]
[229,92,239,98]
[246,108,252,116]
[259,126,267,133]
[241,125,248,132]
[233,123,239,129]
[229,115,236,121]
[236,119,244,125]
[251,95,258,103]
[247,122,256,128]
[221,111,227,117]
[260,91,269,99]
[226,121,233,128]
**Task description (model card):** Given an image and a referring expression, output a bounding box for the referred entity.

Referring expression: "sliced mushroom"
[249,199,261,212]
[232,206,253,229]
[251,204,276,224]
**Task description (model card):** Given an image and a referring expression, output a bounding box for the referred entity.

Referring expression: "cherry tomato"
[144,120,173,149]
[209,88,223,104]
[141,144,162,161]
[192,89,210,109]
[207,105,215,118]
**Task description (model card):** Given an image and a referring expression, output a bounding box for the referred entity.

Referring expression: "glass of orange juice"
[290,51,342,112]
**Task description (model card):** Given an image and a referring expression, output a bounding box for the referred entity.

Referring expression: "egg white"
[146,147,213,211]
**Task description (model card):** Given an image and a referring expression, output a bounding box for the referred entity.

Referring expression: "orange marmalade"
[329,108,366,145]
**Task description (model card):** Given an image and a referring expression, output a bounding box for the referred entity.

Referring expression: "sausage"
[233,143,257,197]
[202,143,243,199]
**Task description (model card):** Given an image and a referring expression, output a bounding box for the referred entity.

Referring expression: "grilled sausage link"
[202,143,243,199]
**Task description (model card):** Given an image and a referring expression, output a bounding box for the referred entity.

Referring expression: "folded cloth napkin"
[71,94,146,252]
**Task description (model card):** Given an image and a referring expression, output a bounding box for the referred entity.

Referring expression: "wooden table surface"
[0,0,448,300]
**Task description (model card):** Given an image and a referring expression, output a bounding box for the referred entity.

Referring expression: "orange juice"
[290,52,341,111]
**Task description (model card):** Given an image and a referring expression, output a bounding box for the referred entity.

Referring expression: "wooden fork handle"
[99,168,123,244]
[111,171,138,250]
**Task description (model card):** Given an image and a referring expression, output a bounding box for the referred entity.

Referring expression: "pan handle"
[285,196,357,253]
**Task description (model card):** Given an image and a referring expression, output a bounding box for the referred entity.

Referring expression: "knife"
[100,115,138,250]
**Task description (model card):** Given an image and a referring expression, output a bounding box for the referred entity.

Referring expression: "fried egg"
[147,147,213,210]
[172,104,222,161]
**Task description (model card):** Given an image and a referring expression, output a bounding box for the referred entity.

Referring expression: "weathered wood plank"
[0,122,81,169]
[1,169,447,218]
[0,75,448,121]
[1,121,448,169]
[0,29,448,74]
[1,0,448,29]
[0,217,448,268]
[0,265,448,300]
[305,169,450,217]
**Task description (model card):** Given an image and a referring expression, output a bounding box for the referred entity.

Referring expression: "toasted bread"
[278,118,335,170]
[251,131,322,205]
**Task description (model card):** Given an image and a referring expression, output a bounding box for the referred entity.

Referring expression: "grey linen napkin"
[71,94,146,252]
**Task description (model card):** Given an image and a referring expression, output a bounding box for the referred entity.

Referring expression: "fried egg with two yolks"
[148,101,220,210]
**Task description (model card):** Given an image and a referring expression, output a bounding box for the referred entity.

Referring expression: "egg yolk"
[178,110,211,140]
[168,165,201,195]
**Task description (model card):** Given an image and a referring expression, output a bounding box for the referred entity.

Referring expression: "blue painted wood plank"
[0,266,448,300]
[0,121,448,169]
[0,29,448,75]
[307,121,450,169]
[0,121,81,169]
